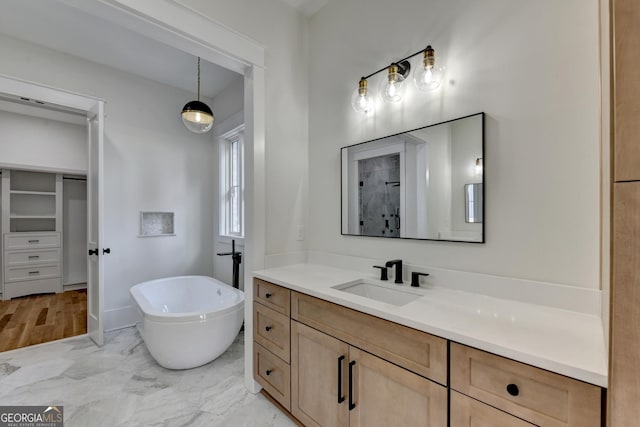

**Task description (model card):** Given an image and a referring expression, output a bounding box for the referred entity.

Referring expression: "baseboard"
[64,283,87,291]
[104,305,140,332]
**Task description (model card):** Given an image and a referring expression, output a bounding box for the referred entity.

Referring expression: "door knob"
[88,248,98,256]
[103,248,111,255]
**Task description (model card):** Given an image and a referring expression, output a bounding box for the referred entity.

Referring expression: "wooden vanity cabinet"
[253,279,292,411]
[291,320,447,427]
[450,343,602,427]
[450,391,534,427]
[253,279,603,427]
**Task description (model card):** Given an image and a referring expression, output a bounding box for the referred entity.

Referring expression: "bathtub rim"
[130,275,244,323]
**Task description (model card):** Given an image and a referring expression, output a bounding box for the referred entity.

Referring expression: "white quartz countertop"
[253,263,608,387]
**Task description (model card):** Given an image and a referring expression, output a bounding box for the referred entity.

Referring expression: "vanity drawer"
[254,342,291,411]
[4,264,60,283]
[254,302,290,363]
[3,277,61,299]
[4,233,60,250]
[291,291,447,385]
[5,249,60,266]
[450,391,534,427]
[450,343,601,427]
[254,278,290,316]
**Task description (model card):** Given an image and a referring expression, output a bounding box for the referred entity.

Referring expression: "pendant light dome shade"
[181,57,214,134]
[181,100,214,133]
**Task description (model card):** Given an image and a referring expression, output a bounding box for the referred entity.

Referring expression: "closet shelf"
[10,215,57,219]
[10,190,56,196]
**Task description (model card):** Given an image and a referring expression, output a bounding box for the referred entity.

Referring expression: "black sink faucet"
[385,259,403,284]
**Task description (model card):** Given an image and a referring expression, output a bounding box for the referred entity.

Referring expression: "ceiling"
[279,0,328,16]
[0,0,241,100]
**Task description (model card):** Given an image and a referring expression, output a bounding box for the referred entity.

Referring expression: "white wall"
[307,0,601,289]
[0,110,86,172]
[0,33,219,322]
[179,0,309,257]
[63,178,87,285]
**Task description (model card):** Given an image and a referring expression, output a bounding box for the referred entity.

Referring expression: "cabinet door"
[349,347,447,427]
[291,320,349,427]
[450,391,534,427]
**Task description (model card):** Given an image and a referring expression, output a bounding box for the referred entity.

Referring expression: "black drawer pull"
[338,355,345,404]
[28,240,39,243]
[265,292,272,299]
[28,256,40,259]
[29,271,40,275]
[265,326,272,332]
[506,383,519,397]
[265,369,272,376]
[349,360,356,410]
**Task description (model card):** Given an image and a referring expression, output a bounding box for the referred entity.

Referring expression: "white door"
[87,101,104,346]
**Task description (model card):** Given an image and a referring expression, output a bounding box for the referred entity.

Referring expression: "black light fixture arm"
[361,47,427,81]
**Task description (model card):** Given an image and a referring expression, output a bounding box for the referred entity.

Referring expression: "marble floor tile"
[0,327,296,427]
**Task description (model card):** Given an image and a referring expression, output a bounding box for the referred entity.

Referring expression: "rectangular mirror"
[341,112,484,243]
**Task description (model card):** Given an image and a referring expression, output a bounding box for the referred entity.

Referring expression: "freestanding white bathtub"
[130,275,244,370]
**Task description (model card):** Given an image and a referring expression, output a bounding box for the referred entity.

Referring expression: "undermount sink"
[332,280,422,306]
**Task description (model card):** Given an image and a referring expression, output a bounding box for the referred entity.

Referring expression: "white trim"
[0,73,104,111]
[59,0,265,72]
[104,305,140,332]
[0,162,86,176]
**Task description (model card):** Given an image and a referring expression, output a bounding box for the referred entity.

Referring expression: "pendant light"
[181,57,214,133]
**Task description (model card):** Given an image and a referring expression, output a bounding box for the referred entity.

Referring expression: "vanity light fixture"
[351,45,445,114]
[414,45,444,91]
[380,61,411,103]
[181,57,214,134]
[351,77,376,114]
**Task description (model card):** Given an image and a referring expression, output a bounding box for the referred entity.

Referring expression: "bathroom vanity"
[252,264,606,427]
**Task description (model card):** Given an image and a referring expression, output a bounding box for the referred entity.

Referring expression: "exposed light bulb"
[414,45,444,91]
[380,64,406,103]
[351,78,375,114]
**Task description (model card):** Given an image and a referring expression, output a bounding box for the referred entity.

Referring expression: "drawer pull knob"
[265,369,272,376]
[28,256,40,260]
[265,293,272,299]
[29,271,40,275]
[506,383,519,397]
[265,326,272,332]
[28,240,40,243]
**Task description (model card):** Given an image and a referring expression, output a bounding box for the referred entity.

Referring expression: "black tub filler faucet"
[216,239,242,289]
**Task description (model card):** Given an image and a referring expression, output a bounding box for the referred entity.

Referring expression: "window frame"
[219,124,245,243]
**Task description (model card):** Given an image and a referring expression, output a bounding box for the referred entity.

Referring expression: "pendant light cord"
[197,57,201,101]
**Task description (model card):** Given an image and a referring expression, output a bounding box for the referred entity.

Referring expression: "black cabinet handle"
[103,248,111,255]
[265,293,272,299]
[265,326,272,332]
[338,355,345,404]
[88,249,98,256]
[506,383,519,396]
[28,239,39,244]
[348,360,356,410]
[265,369,272,376]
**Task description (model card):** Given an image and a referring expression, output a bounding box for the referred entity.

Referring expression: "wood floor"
[0,289,87,352]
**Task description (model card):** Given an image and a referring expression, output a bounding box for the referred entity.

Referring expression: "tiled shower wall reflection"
[358,154,400,237]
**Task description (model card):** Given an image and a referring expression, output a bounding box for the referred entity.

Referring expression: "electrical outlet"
[296,225,304,241]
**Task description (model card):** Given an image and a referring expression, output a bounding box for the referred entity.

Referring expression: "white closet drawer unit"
[5,249,60,266]
[4,232,61,250]
[4,264,61,283]
[3,278,62,300]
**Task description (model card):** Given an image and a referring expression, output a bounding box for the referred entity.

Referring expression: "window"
[219,125,244,239]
